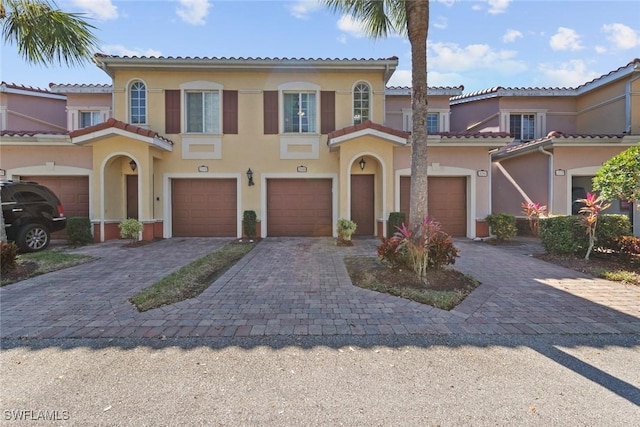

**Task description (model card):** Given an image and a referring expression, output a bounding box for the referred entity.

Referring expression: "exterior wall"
[385,94,453,132]
[450,98,499,132]
[0,144,92,171]
[492,152,549,216]
[65,93,112,131]
[499,97,578,135]
[1,91,66,132]
[576,78,627,134]
[631,77,640,135]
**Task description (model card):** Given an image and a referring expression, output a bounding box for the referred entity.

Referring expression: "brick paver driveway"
[1,237,639,338]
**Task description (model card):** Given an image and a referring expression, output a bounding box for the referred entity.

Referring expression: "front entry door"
[350,174,374,236]
[126,175,138,219]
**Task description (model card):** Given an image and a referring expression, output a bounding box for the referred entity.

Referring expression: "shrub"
[597,214,632,250]
[576,193,612,260]
[485,213,517,241]
[66,217,93,246]
[387,212,406,237]
[428,231,460,269]
[337,218,357,241]
[119,218,143,243]
[1,242,19,275]
[376,236,406,268]
[243,210,257,239]
[521,201,547,236]
[615,236,640,258]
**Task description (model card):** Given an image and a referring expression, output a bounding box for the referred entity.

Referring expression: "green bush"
[337,218,357,241]
[387,212,406,237]
[119,218,143,243]
[66,217,93,246]
[485,213,517,241]
[1,242,19,275]
[243,210,257,238]
[539,214,632,255]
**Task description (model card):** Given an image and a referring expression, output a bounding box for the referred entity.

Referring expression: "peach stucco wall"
[577,78,630,134]
[450,98,499,132]
[492,152,549,216]
[0,145,92,170]
[1,92,66,132]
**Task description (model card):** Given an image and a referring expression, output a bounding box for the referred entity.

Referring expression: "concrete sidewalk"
[1,237,639,339]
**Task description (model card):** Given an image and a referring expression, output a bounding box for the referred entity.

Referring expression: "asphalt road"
[1,334,639,426]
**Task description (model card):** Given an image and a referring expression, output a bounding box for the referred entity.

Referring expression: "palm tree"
[323,0,429,226]
[0,0,98,242]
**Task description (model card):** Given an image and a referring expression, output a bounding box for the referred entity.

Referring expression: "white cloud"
[595,45,607,54]
[428,42,526,74]
[337,14,368,38]
[433,16,448,30]
[538,60,599,88]
[387,70,411,87]
[70,0,118,20]
[435,0,457,7]
[487,0,511,15]
[100,44,162,58]
[288,0,322,19]
[549,27,583,51]
[602,23,640,50]
[503,29,523,43]
[176,0,211,26]
[337,34,347,45]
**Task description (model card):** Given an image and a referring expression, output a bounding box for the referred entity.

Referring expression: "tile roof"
[0,82,55,94]
[492,131,627,158]
[385,86,464,96]
[576,58,640,89]
[94,53,399,62]
[327,120,409,141]
[48,83,113,93]
[0,130,68,137]
[69,118,173,145]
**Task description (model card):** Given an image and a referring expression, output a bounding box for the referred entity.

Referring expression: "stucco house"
[1,57,638,241]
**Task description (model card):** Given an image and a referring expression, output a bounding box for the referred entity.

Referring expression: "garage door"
[267,179,332,236]
[400,176,467,236]
[22,175,90,239]
[171,179,237,237]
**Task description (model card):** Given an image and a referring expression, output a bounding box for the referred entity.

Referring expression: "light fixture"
[129,159,137,172]
[198,165,208,173]
[477,169,488,177]
[359,157,366,171]
[246,168,255,186]
[555,169,566,176]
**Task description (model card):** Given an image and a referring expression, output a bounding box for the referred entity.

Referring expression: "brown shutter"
[263,91,278,135]
[165,90,181,134]
[321,91,335,134]
[223,90,238,134]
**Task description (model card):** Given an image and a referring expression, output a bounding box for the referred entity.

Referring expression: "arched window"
[129,81,147,125]
[353,82,370,125]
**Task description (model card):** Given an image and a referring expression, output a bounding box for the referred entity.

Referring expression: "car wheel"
[17,224,51,252]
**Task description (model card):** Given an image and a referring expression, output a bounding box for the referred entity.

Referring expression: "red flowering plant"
[577,192,611,260]
[521,201,548,236]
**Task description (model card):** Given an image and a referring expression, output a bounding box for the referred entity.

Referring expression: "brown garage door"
[267,179,332,236]
[400,176,467,236]
[172,178,237,237]
[22,175,90,238]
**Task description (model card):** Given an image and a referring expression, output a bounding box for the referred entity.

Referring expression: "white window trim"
[278,82,320,135]
[500,109,547,140]
[401,108,450,133]
[180,80,223,135]
[66,107,111,131]
[352,80,372,125]
[127,79,148,126]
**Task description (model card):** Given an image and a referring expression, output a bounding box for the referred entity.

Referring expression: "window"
[284,92,316,133]
[427,113,439,133]
[129,81,146,125]
[79,111,101,128]
[353,82,370,124]
[186,91,220,134]
[510,114,535,141]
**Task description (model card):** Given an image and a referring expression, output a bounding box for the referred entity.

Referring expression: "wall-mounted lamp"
[555,169,566,176]
[129,160,137,172]
[246,168,255,186]
[297,165,307,173]
[359,157,366,171]
[198,165,208,173]
[477,169,488,177]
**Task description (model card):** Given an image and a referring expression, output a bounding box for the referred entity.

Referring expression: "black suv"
[1,181,67,252]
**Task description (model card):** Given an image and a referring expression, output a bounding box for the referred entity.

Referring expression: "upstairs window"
[79,111,101,128]
[129,81,147,125]
[427,113,439,133]
[284,92,316,133]
[186,91,220,134]
[353,82,370,124]
[510,114,535,141]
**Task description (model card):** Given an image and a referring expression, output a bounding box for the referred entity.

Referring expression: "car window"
[1,187,16,204]
[14,190,48,203]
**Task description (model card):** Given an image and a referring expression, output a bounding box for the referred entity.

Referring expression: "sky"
[1,0,639,93]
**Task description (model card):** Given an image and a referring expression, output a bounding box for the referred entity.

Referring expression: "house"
[1,57,638,241]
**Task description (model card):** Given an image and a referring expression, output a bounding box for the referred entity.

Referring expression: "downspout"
[538,146,553,214]
[625,70,640,134]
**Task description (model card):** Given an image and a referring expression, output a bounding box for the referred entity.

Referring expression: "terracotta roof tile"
[94,53,399,61]
[69,118,173,145]
[327,120,409,141]
[0,130,68,137]
[493,131,626,157]
[0,82,54,94]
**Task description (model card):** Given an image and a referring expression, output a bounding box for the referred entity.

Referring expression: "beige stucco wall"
[576,79,628,134]
[492,151,549,216]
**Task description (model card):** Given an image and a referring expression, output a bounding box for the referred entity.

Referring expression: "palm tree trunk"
[407,0,430,226]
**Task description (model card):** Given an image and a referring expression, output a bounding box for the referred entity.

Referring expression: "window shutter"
[165,90,181,134]
[223,90,238,134]
[321,91,335,134]
[263,91,278,135]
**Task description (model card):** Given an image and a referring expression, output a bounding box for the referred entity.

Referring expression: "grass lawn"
[1,250,95,286]
[129,241,256,312]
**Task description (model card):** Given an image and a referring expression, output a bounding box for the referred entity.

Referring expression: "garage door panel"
[172,179,237,237]
[267,179,332,236]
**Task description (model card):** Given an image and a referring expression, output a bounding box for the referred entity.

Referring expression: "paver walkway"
[1,237,639,338]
